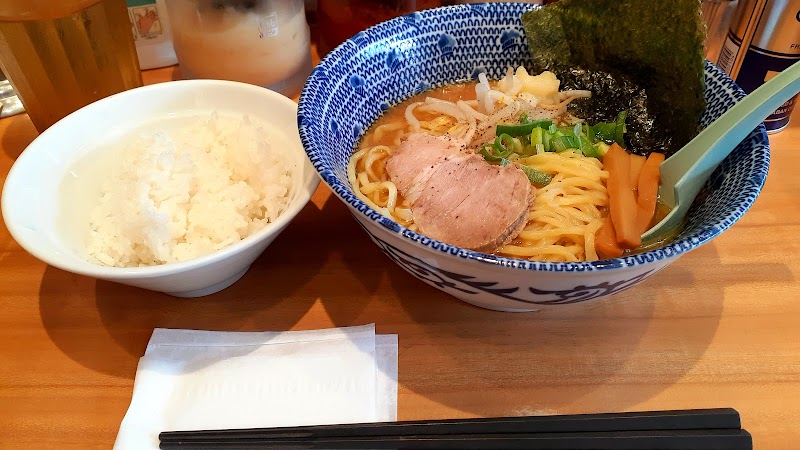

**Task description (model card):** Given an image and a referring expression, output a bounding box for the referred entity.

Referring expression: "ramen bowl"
[297,3,769,311]
[2,80,319,298]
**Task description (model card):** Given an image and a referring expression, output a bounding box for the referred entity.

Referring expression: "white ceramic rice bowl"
[2,80,319,297]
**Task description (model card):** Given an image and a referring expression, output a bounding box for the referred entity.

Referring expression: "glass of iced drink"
[0,0,143,132]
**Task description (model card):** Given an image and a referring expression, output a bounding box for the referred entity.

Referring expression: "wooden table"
[1,67,798,449]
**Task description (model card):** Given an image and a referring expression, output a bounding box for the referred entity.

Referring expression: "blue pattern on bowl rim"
[297,3,770,275]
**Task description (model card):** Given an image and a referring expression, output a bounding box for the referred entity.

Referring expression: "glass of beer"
[0,0,142,132]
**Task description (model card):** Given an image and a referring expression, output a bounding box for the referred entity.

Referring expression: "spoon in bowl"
[641,59,800,243]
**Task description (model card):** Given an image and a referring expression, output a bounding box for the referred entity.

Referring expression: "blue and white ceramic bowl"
[298,3,769,311]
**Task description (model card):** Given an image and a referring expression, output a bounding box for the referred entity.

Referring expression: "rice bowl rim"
[2,79,319,279]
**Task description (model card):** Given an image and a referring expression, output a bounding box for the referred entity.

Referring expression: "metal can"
[717,0,800,133]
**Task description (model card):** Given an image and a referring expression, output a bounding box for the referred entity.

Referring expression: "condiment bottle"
[717,0,800,133]
[127,0,178,69]
[701,0,738,64]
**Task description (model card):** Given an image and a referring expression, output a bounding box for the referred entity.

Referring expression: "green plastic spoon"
[641,60,800,243]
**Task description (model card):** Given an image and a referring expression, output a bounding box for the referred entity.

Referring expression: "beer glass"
[0,0,142,132]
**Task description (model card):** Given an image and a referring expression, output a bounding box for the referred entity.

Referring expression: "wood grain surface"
[1,66,798,449]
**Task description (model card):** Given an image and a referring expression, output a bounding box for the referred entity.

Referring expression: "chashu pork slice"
[385,133,466,205]
[412,157,532,252]
[386,132,533,253]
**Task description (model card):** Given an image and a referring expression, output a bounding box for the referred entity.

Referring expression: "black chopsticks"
[159,408,752,449]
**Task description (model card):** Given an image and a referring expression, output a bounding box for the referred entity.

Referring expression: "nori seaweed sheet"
[521,0,706,157]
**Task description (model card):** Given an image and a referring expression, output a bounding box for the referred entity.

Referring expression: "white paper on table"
[375,334,399,422]
[113,324,396,450]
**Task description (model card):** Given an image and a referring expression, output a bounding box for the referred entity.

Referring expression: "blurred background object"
[716,0,800,133]
[316,0,452,57]
[701,0,738,64]
[166,0,311,98]
[126,0,177,69]
[0,0,142,132]
[456,0,543,3]
[315,0,543,58]
[0,69,25,118]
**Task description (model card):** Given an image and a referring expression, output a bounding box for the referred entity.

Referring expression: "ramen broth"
[352,72,671,262]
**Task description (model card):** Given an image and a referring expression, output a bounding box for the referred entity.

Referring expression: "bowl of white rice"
[2,80,319,297]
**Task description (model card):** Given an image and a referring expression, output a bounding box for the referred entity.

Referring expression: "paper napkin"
[114,324,398,450]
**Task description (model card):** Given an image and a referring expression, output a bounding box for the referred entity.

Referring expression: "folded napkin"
[114,324,398,450]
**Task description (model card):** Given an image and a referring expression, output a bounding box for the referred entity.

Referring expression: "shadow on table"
[1,114,38,159]
[385,241,794,417]
[37,200,335,379]
[313,194,391,326]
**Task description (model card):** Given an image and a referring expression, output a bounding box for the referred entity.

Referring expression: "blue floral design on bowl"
[385,48,403,72]
[500,29,521,50]
[437,34,457,58]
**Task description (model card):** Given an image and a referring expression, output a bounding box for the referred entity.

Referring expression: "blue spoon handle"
[641,60,800,242]
[659,60,800,209]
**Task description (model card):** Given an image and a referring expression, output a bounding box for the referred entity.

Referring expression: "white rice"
[86,113,294,267]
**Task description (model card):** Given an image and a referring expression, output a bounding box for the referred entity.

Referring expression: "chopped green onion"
[496,123,533,137]
[543,128,554,152]
[518,165,553,187]
[588,122,616,143]
[479,134,516,161]
[531,119,553,129]
[582,142,600,158]
[551,137,567,153]
[511,137,524,154]
[518,145,535,157]
[496,157,553,187]
[530,126,543,146]
[596,142,611,157]
[614,110,627,146]
[551,135,580,152]
[586,110,627,147]
[496,119,553,137]
[496,134,516,154]
[485,113,628,163]
[479,143,503,162]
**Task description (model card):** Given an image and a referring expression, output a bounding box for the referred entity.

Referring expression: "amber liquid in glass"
[0,0,142,132]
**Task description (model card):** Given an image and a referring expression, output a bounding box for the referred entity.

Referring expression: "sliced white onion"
[457,100,487,121]
[457,100,478,144]
[405,102,422,132]
[561,89,592,98]
[421,97,467,120]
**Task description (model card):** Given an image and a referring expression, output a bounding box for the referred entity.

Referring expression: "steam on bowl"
[297,3,769,311]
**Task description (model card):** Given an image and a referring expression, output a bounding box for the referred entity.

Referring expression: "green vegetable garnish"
[551,135,576,152]
[586,110,627,147]
[479,134,516,161]
[485,115,626,159]
[497,157,553,187]
[518,164,553,187]
[479,112,629,186]
[531,126,544,147]
[496,119,553,138]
